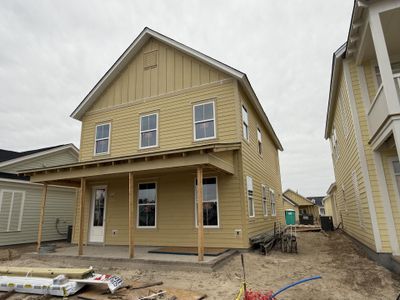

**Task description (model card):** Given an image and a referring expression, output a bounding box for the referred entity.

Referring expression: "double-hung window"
[331,127,339,161]
[0,190,25,232]
[262,185,268,216]
[195,177,219,227]
[94,123,111,155]
[269,188,276,216]
[140,113,158,148]
[193,101,216,141]
[246,176,254,217]
[257,128,262,155]
[137,183,157,228]
[242,106,249,141]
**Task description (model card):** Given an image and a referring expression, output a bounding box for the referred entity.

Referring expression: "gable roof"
[283,195,298,207]
[283,189,316,207]
[71,27,283,151]
[0,144,79,169]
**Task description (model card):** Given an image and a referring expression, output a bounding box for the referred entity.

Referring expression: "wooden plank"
[0,267,92,279]
[128,172,135,258]
[197,166,204,261]
[78,178,86,256]
[36,183,48,252]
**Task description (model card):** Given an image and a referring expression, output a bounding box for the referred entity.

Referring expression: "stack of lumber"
[294,225,321,232]
[0,266,93,279]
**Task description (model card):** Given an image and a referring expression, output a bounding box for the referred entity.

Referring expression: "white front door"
[89,186,107,243]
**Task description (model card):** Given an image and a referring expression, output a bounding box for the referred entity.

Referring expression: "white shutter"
[0,191,12,232]
[246,176,253,192]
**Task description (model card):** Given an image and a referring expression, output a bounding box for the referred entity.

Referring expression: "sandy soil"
[2,231,400,299]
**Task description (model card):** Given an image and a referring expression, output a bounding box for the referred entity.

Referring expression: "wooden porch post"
[197,166,204,261]
[36,183,48,252]
[78,178,86,256]
[128,172,135,258]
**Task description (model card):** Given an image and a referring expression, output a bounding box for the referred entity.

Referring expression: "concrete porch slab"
[23,245,238,272]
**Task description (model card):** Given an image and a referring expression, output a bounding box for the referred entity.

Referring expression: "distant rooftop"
[0,145,66,163]
[307,196,325,207]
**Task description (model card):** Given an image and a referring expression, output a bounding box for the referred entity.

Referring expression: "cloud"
[0,0,353,195]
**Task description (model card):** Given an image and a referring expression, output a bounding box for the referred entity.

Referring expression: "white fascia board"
[0,144,79,169]
[325,44,347,139]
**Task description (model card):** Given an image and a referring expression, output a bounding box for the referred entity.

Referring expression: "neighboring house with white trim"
[283,189,319,225]
[325,0,400,272]
[0,144,79,246]
[22,27,284,258]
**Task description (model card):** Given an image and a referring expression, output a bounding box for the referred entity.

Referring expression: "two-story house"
[325,0,400,272]
[24,28,284,261]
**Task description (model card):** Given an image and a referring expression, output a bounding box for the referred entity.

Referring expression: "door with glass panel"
[89,186,107,243]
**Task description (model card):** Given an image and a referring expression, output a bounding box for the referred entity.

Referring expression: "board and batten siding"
[2,150,78,174]
[88,38,230,114]
[72,160,247,248]
[237,87,284,240]
[0,180,76,246]
[80,80,237,161]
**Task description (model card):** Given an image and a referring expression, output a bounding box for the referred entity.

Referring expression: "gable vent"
[144,50,158,69]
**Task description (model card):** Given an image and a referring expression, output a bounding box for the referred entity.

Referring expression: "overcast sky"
[0,0,354,196]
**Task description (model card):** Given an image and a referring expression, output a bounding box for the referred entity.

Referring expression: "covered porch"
[23,143,241,262]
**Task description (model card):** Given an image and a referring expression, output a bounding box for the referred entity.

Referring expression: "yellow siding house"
[23,28,284,260]
[325,0,400,272]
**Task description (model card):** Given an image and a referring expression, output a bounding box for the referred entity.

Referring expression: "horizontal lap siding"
[2,151,78,173]
[80,81,237,161]
[238,88,283,241]
[72,164,247,248]
[350,61,391,252]
[283,190,313,206]
[0,181,76,246]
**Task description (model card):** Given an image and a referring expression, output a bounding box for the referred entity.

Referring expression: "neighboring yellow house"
[283,189,319,224]
[23,28,284,260]
[323,183,340,228]
[325,1,400,270]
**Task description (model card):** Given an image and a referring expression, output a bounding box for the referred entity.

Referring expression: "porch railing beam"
[128,172,135,258]
[78,178,86,256]
[197,166,204,261]
[36,183,48,252]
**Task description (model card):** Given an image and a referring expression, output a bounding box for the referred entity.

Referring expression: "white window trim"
[194,176,220,228]
[242,105,249,142]
[137,182,157,229]
[262,184,268,217]
[193,100,216,141]
[246,176,255,218]
[257,127,262,155]
[0,189,25,232]
[269,188,276,216]
[139,112,159,149]
[93,122,111,156]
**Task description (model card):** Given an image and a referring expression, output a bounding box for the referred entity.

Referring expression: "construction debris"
[0,267,124,297]
[293,225,322,232]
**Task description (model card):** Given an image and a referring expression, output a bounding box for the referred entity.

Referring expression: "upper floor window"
[270,188,276,216]
[330,127,339,161]
[242,106,249,141]
[246,176,255,217]
[95,123,111,155]
[375,61,400,86]
[140,113,158,149]
[257,128,262,155]
[193,101,216,141]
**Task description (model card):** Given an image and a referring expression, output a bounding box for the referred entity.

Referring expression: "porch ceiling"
[22,143,239,185]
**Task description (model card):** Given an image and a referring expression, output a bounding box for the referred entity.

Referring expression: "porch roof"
[22,143,239,185]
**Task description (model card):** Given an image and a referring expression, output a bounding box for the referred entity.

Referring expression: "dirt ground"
[1,231,400,299]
